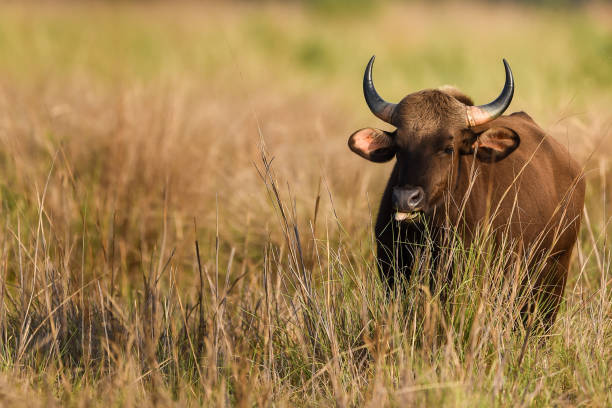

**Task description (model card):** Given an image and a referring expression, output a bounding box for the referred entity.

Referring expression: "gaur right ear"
[348,128,397,163]
[473,126,520,163]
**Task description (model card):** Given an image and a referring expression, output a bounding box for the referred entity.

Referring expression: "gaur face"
[349,57,520,222]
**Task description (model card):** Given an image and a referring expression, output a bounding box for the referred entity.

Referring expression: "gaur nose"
[392,186,425,212]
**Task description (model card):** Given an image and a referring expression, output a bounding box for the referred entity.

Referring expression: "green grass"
[0,1,610,406]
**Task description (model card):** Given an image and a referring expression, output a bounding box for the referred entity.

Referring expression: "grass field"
[0,1,610,406]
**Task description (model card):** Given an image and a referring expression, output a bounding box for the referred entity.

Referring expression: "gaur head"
[349,56,520,222]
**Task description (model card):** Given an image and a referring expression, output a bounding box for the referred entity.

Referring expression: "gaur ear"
[348,128,397,163]
[472,127,520,163]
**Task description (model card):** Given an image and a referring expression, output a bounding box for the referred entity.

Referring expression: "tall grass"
[0,1,610,406]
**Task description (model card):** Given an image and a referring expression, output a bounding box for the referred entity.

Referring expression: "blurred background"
[0,0,610,288]
[0,0,609,279]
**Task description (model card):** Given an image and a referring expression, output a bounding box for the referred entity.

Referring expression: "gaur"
[348,56,585,327]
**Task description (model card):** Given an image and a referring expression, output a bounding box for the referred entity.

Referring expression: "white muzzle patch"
[394,212,420,222]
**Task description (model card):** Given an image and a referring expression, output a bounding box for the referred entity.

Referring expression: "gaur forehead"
[395,128,451,150]
[392,89,465,139]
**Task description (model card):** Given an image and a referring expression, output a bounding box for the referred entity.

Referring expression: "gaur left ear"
[472,127,520,163]
[348,128,397,163]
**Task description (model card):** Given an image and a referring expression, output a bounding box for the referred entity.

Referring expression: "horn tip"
[502,58,513,75]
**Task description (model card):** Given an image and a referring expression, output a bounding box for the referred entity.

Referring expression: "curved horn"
[363,56,397,124]
[466,59,514,127]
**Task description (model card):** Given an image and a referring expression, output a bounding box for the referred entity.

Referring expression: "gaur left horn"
[363,56,397,124]
[466,59,514,127]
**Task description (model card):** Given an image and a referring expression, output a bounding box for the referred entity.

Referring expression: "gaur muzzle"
[392,186,425,220]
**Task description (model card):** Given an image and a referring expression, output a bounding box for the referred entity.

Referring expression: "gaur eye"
[443,146,454,155]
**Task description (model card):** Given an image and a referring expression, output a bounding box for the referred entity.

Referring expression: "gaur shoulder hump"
[438,85,474,106]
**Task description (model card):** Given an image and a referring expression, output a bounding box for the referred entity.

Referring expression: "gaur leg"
[375,164,400,290]
[522,250,572,332]
[538,251,571,330]
[374,165,424,291]
[376,220,426,292]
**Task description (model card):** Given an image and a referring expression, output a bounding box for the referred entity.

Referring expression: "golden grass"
[0,1,610,406]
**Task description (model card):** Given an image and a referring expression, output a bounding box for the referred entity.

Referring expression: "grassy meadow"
[0,1,610,406]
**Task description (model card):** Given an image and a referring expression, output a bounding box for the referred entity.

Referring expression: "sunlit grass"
[0,1,609,406]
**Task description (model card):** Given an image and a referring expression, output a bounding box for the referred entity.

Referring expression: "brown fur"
[453,112,585,325]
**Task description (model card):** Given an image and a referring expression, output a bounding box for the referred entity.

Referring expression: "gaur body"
[349,57,585,327]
